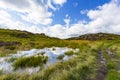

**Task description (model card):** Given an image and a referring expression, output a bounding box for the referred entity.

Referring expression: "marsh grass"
[65,51,74,56]
[13,55,48,69]
[1,29,120,80]
[0,70,2,75]
[8,57,18,62]
[57,55,64,60]
[1,48,97,80]
[37,52,45,56]
[30,51,96,80]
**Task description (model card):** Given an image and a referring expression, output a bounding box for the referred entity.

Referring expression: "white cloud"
[47,0,120,39]
[64,19,70,28]
[47,0,56,11]
[86,0,120,34]
[47,24,67,38]
[0,0,120,39]
[0,9,45,33]
[65,14,69,18]
[53,0,67,6]
[46,0,67,11]
[0,0,52,25]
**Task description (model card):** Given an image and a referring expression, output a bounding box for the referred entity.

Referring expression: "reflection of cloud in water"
[0,47,79,74]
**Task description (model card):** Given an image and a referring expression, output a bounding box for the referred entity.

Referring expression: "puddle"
[0,47,79,74]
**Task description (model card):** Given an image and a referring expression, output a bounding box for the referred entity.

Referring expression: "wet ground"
[0,47,79,74]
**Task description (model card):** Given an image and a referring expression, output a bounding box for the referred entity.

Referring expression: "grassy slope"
[0,29,120,80]
[0,29,61,56]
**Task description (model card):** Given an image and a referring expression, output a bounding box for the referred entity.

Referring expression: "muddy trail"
[95,49,107,80]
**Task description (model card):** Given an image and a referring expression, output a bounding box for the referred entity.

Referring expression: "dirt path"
[95,49,107,80]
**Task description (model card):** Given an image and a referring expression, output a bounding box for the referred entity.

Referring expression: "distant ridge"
[0,28,59,39]
[0,29,120,41]
[67,33,120,40]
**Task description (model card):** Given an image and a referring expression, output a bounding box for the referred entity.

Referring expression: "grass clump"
[13,55,48,69]
[52,48,56,51]
[57,55,64,60]
[5,46,16,50]
[106,70,120,80]
[37,52,45,56]
[107,61,117,70]
[8,57,18,62]
[0,70,3,75]
[65,51,74,56]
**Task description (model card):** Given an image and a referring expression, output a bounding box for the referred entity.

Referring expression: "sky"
[0,0,120,39]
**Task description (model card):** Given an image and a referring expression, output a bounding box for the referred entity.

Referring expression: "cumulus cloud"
[86,0,120,34]
[46,0,67,11]
[0,0,52,25]
[0,9,45,33]
[47,0,120,39]
[0,0,120,39]
[53,0,67,6]
[47,0,56,11]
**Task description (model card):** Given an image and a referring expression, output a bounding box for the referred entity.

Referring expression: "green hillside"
[0,29,61,56]
[0,29,120,80]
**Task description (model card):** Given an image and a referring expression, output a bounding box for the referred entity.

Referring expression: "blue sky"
[51,0,111,25]
[0,0,120,38]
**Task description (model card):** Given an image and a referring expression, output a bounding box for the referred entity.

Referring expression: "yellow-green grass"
[13,55,48,69]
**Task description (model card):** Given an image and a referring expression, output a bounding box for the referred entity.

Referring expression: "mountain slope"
[67,33,120,40]
[0,28,58,40]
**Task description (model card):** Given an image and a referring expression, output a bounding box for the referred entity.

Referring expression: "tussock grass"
[57,55,64,60]
[1,48,97,80]
[13,56,48,69]
[65,51,74,56]
[106,70,120,80]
